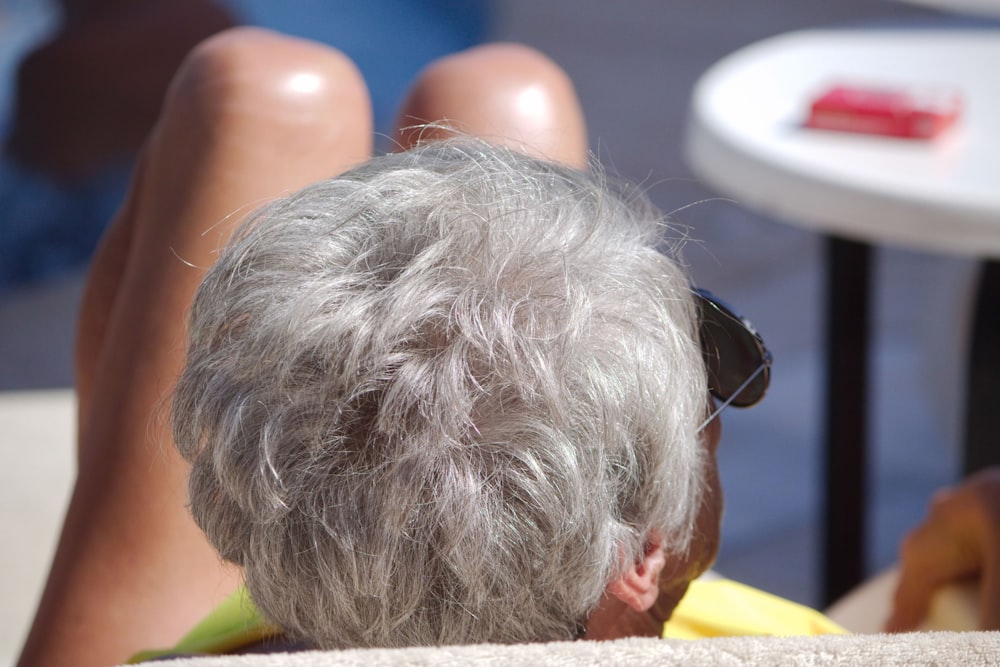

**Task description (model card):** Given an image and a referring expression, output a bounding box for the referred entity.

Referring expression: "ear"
[604,540,668,612]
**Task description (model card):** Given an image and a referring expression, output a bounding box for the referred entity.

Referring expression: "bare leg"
[19,28,371,667]
[23,38,585,667]
[394,43,588,169]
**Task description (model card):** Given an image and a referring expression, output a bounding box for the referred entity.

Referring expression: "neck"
[582,594,662,641]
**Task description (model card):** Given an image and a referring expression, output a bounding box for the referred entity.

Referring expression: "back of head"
[173,140,707,648]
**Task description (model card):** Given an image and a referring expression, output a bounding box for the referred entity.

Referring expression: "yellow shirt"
[663,578,845,639]
[130,577,845,662]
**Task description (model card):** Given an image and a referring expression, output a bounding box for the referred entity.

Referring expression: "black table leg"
[822,237,871,607]
[964,260,1000,476]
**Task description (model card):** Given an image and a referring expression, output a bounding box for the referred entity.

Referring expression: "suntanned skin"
[395,42,588,169]
[888,467,1000,632]
[19,29,373,667]
[18,29,636,667]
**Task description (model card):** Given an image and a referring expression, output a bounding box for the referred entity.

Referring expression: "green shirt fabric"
[130,576,845,662]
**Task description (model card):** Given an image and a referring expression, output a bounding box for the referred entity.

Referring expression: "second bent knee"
[397,43,587,168]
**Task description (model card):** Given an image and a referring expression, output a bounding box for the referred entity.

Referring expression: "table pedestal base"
[822,237,871,606]
[964,260,1000,476]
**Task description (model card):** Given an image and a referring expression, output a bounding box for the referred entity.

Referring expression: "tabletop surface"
[895,0,1000,17]
[686,29,1000,257]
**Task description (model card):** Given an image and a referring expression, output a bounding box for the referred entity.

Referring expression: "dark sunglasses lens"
[699,299,768,408]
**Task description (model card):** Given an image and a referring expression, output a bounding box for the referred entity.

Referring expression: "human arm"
[886,467,1000,631]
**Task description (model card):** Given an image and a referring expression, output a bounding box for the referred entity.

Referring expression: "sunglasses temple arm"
[696,362,769,433]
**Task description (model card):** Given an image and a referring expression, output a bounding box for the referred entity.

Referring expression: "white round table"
[896,0,1000,17]
[686,28,1000,604]
[688,29,1000,257]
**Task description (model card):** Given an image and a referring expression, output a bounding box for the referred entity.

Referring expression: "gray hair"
[173,140,707,648]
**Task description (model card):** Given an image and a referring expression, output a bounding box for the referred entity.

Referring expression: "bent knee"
[164,27,372,141]
[399,42,586,167]
[420,43,574,97]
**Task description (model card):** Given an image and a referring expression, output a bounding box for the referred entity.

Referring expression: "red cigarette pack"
[805,83,961,139]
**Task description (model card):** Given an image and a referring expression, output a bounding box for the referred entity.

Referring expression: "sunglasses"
[693,289,773,432]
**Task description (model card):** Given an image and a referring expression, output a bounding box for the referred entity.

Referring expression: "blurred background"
[0,0,975,663]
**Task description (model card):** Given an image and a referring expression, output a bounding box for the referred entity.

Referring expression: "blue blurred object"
[0,1,56,133]
[224,0,491,140]
[0,0,490,289]
[0,158,131,286]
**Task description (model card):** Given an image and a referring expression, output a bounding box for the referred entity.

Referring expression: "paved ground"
[0,0,974,663]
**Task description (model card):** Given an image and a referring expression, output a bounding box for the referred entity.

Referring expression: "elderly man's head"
[173,141,721,648]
